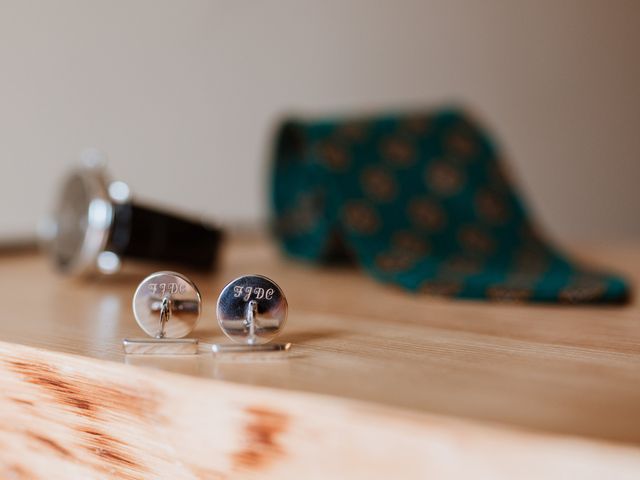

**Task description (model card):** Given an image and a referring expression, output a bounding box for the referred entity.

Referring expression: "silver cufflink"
[123,271,201,354]
[212,274,291,354]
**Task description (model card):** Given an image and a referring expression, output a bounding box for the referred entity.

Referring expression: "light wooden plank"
[0,234,639,450]
[1,341,640,479]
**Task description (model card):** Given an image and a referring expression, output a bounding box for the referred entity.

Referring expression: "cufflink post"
[158,296,171,339]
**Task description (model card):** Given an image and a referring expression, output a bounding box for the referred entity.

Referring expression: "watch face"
[50,169,112,273]
[53,173,91,268]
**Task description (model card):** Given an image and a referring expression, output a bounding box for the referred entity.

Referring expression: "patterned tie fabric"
[270,108,630,304]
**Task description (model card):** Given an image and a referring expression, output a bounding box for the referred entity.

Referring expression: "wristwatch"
[40,152,222,276]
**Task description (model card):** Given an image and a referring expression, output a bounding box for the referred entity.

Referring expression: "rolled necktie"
[271,107,630,304]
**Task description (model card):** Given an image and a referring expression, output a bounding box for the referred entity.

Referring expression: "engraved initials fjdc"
[148,282,186,296]
[234,285,274,301]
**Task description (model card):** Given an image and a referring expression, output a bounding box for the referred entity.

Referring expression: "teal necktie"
[271,108,629,304]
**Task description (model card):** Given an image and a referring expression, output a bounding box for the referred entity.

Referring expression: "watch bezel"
[50,166,115,276]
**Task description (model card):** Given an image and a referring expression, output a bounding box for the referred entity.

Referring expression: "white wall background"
[1,0,639,242]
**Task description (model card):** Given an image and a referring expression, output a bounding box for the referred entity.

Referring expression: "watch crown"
[108,180,131,204]
[97,251,121,275]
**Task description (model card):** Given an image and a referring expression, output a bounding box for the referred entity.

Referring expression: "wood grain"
[1,341,640,479]
[0,234,639,476]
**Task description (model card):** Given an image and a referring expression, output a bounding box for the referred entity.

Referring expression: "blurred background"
[1,0,638,243]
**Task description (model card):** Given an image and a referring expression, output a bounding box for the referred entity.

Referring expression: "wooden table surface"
[1,234,639,478]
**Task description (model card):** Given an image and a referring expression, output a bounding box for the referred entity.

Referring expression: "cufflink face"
[132,271,202,339]
[216,274,288,345]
